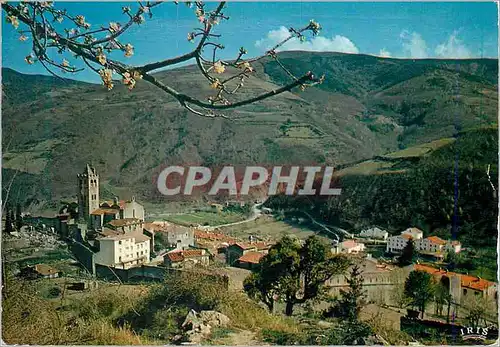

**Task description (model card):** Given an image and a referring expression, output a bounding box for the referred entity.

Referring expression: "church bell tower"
[77,164,100,222]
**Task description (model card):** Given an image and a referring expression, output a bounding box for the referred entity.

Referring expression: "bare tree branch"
[2,1,324,118]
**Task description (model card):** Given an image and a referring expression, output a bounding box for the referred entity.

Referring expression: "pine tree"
[404,270,434,318]
[15,203,22,231]
[325,264,373,345]
[398,238,416,266]
[340,264,366,321]
[324,264,367,321]
[4,207,13,234]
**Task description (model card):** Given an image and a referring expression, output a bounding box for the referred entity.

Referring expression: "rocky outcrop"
[173,309,230,345]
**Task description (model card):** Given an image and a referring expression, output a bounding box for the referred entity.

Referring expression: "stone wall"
[69,240,96,275]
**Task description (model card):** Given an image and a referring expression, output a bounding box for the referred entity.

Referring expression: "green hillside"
[266,127,498,248]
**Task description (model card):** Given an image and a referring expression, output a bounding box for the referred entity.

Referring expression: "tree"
[398,238,416,266]
[244,235,349,316]
[323,264,373,345]
[15,203,22,231]
[389,268,412,309]
[462,295,496,329]
[433,281,452,322]
[2,1,324,118]
[404,270,435,318]
[325,264,365,321]
[4,207,13,234]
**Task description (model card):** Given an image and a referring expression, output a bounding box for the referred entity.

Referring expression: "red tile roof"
[165,249,206,262]
[426,236,447,245]
[461,274,495,291]
[194,230,233,242]
[414,264,495,291]
[166,252,184,262]
[232,242,256,250]
[91,208,119,216]
[238,251,265,264]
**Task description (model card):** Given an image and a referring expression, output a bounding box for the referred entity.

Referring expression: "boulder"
[198,310,230,328]
[178,309,231,345]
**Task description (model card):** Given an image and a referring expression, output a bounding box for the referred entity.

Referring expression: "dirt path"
[220,329,266,346]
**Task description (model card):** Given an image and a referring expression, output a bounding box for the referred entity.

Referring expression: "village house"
[386,226,462,255]
[386,227,424,253]
[332,239,366,254]
[359,227,389,240]
[20,264,61,279]
[235,251,265,270]
[163,249,210,268]
[144,221,195,252]
[225,242,269,265]
[94,228,150,269]
[106,218,144,234]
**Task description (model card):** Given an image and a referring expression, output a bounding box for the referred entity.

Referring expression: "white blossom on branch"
[2,1,325,118]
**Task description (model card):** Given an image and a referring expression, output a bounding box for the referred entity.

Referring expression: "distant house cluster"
[386,227,461,256]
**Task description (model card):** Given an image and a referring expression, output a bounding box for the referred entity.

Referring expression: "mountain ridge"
[2,52,498,209]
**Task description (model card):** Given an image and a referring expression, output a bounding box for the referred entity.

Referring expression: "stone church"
[77,164,145,231]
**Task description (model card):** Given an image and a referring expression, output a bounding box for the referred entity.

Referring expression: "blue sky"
[3,1,498,83]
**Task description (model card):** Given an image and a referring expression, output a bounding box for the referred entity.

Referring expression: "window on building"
[119,256,122,262]
[119,240,122,245]
[463,289,467,296]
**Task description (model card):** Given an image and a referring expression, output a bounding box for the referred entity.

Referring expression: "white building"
[359,227,389,240]
[94,228,150,269]
[401,227,424,240]
[386,228,462,255]
[386,228,424,254]
[416,236,462,254]
[386,234,412,253]
[332,239,366,254]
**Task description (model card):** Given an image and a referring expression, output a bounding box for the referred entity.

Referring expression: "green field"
[335,160,395,176]
[164,211,246,226]
[383,138,455,159]
[219,216,329,243]
[334,137,457,177]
